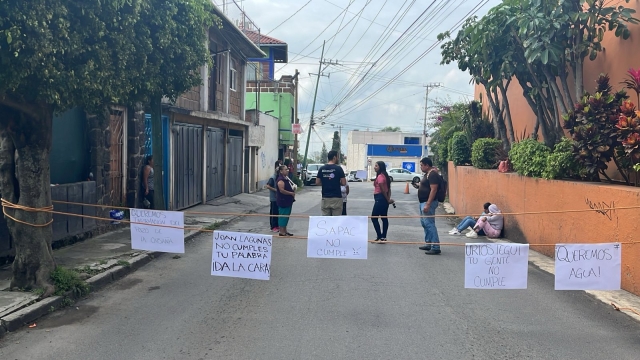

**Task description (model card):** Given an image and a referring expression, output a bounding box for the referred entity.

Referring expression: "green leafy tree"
[439,0,638,148]
[0,0,219,293]
[380,126,401,132]
[320,143,328,163]
[331,131,344,163]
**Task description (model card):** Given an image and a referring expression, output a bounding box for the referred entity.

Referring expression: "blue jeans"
[419,201,440,251]
[457,216,476,231]
[456,216,485,235]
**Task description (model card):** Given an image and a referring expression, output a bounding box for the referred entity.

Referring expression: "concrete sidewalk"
[0,190,273,335]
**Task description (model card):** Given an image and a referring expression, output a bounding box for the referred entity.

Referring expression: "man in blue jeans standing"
[412,157,441,255]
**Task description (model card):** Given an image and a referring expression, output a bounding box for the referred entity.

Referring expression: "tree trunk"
[484,85,510,151]
[543,66,569,116]
[535,100,552,146]
[0,105,56,294]
[559,63,575,109]
[492,87,510,150]
[574,28,585,100]
[498,82,515,144]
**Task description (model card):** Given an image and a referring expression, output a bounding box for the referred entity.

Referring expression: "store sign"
[367,144,422,157]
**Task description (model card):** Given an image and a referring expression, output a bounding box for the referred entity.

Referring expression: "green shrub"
[450,132,471,166]
[51,266,90,297]
[543,137,584,179]
[447,137,454,161]
[435,142,449,169]
[509,139,551,177]
[471,138,502,169]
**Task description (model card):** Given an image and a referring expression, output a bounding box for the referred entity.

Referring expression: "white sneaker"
[466,230,478,238]
[448,227,457,233]
[449,229,461,235]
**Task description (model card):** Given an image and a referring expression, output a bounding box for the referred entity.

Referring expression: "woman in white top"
[341,184,349,215]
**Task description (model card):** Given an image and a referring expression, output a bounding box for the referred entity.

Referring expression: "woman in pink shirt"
[371,161,394,242]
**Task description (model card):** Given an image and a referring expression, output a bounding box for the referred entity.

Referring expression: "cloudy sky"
[216,0,502,156]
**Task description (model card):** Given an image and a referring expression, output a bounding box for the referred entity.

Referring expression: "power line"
[321,0,435,43]
[326,0,490,120]
[328,0,439,115]
[321,0,416,107]
[265,0,313,35]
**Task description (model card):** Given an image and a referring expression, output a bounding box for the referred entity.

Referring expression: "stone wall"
[86,110,110,217]
[127,104,147,208]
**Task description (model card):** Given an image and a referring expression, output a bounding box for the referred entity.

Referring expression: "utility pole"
[292,69,300,177]
[302,41,327,170]
[422,82,443,158]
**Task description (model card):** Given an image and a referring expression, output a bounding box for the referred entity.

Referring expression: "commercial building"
[346,131,431,180]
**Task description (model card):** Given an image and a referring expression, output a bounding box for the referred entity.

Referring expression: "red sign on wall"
[292,124,302,134]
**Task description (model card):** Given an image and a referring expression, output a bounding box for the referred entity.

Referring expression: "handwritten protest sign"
[307,216,368,259]
[555,243,621,290]
[211,231,272,280]
[465,243,529,289]
[130,209,184,253]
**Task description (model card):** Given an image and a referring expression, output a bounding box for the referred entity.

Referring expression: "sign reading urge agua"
[307,216,368,259]
[130,209,185,253]
[211,231,272,280]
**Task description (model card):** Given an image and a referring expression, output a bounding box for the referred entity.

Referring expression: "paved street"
[2,182,640,359]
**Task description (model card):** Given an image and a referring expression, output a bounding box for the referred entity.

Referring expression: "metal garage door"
[173,123,203,210]
[206,127,225,201]
[227,136,243,197]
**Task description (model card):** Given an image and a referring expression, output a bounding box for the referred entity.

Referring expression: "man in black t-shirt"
[316,150,346,216]
[411,157,441,255]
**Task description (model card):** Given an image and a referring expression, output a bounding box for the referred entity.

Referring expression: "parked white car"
[348,171,363,182]
[387,168,422,183]
[304,164,324,185]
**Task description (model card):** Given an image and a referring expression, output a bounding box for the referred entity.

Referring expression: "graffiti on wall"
[261,151,266,169]
[585,198,616,221]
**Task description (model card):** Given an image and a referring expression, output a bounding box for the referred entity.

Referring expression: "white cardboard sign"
[211,231,272,280]
[130,209,184,253]
[307,216,368,259]
[555,243,621,290]
[465,243,530,289]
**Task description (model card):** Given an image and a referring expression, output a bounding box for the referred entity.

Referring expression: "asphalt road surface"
[2,181,640,359]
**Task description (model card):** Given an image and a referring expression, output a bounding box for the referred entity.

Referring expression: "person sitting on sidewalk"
[448,202,491,235]
[465,204,503,239]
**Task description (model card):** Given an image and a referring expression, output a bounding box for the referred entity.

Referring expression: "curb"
[0,227,204,338]
[0,209,257,338]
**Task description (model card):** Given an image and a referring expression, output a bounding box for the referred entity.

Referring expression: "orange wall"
[448,162,640,295]
[475,0,640,140]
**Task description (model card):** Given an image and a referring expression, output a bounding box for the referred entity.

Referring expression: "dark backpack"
[437,175,447,202]
[427,169,447,203]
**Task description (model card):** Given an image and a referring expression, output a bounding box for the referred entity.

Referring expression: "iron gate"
[206,127,225,201]
[227,136,243,197]
[173,123,203,210]
[109,107,125,205]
